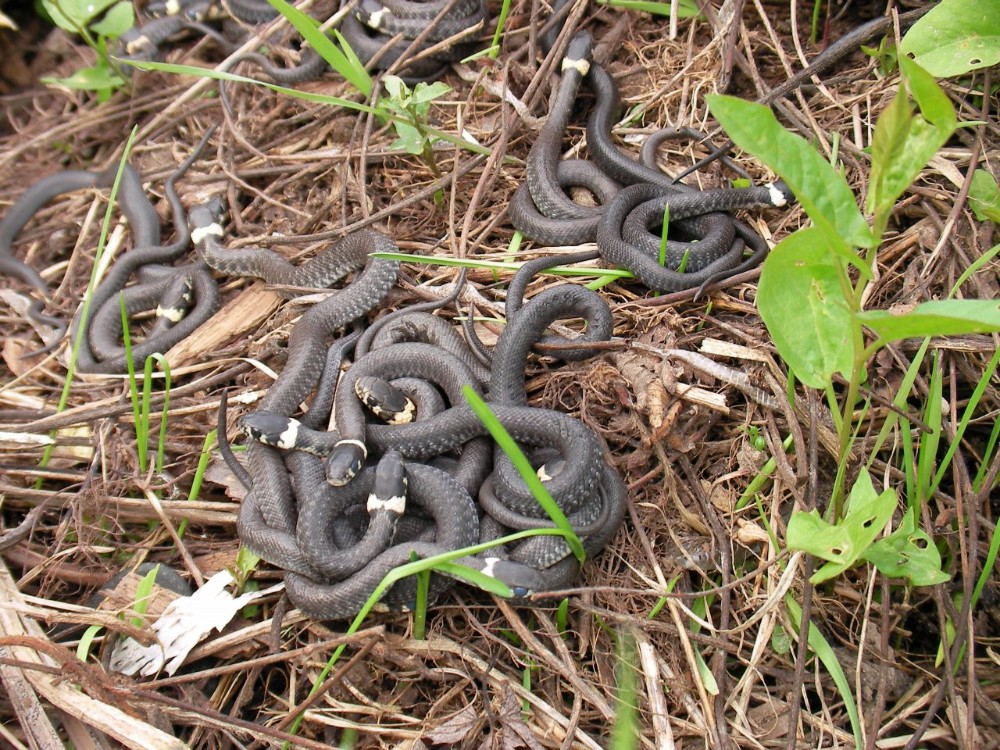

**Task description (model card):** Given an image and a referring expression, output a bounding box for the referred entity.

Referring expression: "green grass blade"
[487,0,513,58]
[930,347,1000,495]
[462,386,584,562]
[609,631,640,750]
[264,0,372,95]
[123,60,378,113]
[785,595,862,747]
[39,127,138,483]
[121,293,147,474]
[370,250,634,281]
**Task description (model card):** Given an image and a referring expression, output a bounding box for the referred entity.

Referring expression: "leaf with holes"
[786,472,897,584]
[899,0,1000,78]
[863,508,950,586]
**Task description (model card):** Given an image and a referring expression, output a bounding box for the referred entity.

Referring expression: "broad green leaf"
[863,508,950,586]
[785,596,862,748]
[42,64,124,91]
[382,74,407,102]
[858,299,1000,340]
[757,227,854,388]
[91,1,133,37]
[899,0,1000,78]
[391,122,426,155]
[235,545,261,577]
[786,472,897,584]
[903,57,957,131]
[868,59,956,233]
[969,170,1000,222]
[708,95,874,251]
[412,81,451,105]
[42,0,119,30]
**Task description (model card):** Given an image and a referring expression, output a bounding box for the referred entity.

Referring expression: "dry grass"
[1,1,998,748]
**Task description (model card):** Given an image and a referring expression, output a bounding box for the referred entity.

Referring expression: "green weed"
[39,0,134,99]
[706,56,996,746]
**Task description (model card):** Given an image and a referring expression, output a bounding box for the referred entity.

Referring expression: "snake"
[0,139,180,357]
[241,279,622,547]
[506,12,797,298]
[283,458,548,620]
[352,0,486,47]
[116,0,232,71]
[71,130,218,373]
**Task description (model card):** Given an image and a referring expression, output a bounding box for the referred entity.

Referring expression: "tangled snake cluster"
[123,0,488,83]
[0,0,799,620]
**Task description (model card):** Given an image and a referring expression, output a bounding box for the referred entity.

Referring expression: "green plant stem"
[37,127,138,482]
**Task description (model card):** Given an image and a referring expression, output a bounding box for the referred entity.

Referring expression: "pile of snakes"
[0,0,797,620]
[121,0,487,83]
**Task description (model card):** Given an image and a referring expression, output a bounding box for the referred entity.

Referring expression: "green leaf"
[131,564,161,626]
[382,74,407,103]
[857,299,1000,340]
[434,562,514,597]
[391,121,426,155]
[784,596,862,748]
[863,508,950,586]
[757,227,854,388]
[91,1,133,37]
[76,625,104,662]
[969,169,1000,222]
[707,95,874,251]
[867,59,956,231]
[42,0,119,30]
[264,0,372,96]
[899,0,1000,78]
[597,0,700,17]
[236,545,261,577]
[786,472,897,584]
[41,64,124,91]
[412,80,451,105]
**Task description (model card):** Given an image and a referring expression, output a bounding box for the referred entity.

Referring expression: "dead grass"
[1,0,998,748]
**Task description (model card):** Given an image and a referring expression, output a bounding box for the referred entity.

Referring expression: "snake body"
[508,15,796,296]
[232,263,626,619]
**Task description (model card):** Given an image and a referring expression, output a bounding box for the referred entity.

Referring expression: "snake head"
[481,558,549,600]
[536,458,566,482]
[240,412,301,449]
[327,439,368,486]
[562,32,593,75]
[355,376,416,425]
[367,450,407,515]
[357,0,389,29]
[766,180,796,207]
[187,197,226,235]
